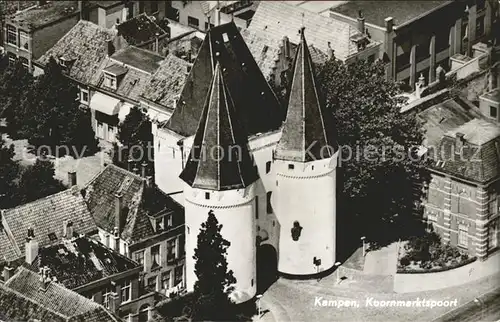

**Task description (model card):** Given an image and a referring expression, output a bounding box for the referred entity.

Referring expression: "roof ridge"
[3,268,79,320]
[2,186,82,213]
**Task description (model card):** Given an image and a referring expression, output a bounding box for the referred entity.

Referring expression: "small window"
[251,279,254,287]
[7,53,16,66]
[48,232,57,241]
[205,192,210,200]
[134,251,144,266]
[262,45,269,54]
[151,245,160,268]
[255,197,259,219]
[19,57,29,70]
[81,88,89,104]
[458,224,468,247]
[121,280,131,303]
[188,16,199,28]
[19,30,29,50]
[7,25,17,46]
[266,161,271,174]
[288,164,294,170]
[490,106,497,119]
[266,192,272,214]
[222,33,229,43]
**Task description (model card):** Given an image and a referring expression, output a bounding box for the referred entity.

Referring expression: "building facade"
[330,0,499,89]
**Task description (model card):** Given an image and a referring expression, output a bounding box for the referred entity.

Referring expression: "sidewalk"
[394,250,500,293]
[363,242,399,275]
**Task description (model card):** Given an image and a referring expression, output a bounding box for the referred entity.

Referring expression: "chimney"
[489,68,498,91]
[68,171,77,186]
[113,227,120,252]
[155,33,160,54]
[114,193,123,235]
[107,39,115,57]
[357,10,365,34]
[385,17,394,33]
[327,42,334,60]
[141,162,148,178]
[145,176,153,188]
[39,267,51,291]
[63,220,74,239]
[455,132,465,150]
[127,158,133,172]
[25,228,39,265]
[133,167,139,175]
[215,1,221,26]
[108,292,119,313]
[282,36,290,59]
[2,264,14,282]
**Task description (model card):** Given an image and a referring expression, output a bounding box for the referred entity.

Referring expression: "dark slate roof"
[431,118,500,184]
[275,29,338,163]
[27,237,139,290]
[140,54,191,109]
[1,267,119,322]
[111,46,164,74]
[117,13,168,46]
[0,186,98,262]
[164,21,284,138]
[331,0,450,28]
[37,21,118,84]
[83,165,184,243]
[180,62,259,191]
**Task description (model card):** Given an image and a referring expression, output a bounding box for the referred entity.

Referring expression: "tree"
[316,58,430,243]
[15,158,65,204]
[188,210,238,321]
[0,60,34,137]
[0,138,19,208]
[19,57,98,158]
[112,106,153,175]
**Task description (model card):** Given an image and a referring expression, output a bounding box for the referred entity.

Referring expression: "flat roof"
[330,1,450,28]
[111,46,164,74]
[8,1,79,30]
[482,88,500,103]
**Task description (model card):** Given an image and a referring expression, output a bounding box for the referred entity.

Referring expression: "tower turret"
[274,27,339,277]
[180,62,259,303]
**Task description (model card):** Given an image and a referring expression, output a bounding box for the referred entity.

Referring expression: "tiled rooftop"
[0,186,98,262]
[1,1,37,15]
[27,237,139,289]
[247,1,373,61]
[140,54,190,109]
[89,1,123,9]
[445,118,500,146]
[110,46,164,74]
[8,1,79,30]
[330,0,450,28]
[37,20,118,85]
[83,165,184,243]
[1,267,119,321]
[117,13,168,46]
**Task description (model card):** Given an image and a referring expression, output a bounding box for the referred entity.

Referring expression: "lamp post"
[361,236,366,257]
[256,294,263,319]
[334,261,342,284]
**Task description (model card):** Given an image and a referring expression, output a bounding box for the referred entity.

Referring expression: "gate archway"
[256,243,278,293]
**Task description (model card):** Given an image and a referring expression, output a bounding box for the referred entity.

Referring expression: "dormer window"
[104,72,117,90]
[155,214,173,232]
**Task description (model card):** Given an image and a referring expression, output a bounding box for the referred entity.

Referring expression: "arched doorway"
[138,304,150,322]
[256,244,278,293]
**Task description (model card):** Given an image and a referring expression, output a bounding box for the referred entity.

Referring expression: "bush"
[400,256,410,267]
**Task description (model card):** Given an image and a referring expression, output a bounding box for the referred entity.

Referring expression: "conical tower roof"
[179,62,259,191]
[275,27,338,163]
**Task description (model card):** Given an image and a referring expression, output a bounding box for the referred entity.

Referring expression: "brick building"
[419,96,500,260]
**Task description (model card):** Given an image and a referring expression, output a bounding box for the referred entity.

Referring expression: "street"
[433,287,500,322]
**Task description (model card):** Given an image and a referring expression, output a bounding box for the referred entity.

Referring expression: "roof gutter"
[394,1,454,31]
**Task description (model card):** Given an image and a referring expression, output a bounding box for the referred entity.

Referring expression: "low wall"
[393,253,500,293]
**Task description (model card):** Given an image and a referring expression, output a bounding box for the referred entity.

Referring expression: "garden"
[398,231,476,273]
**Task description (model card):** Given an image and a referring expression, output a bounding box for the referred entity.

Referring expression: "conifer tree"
[189,210,238,321]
